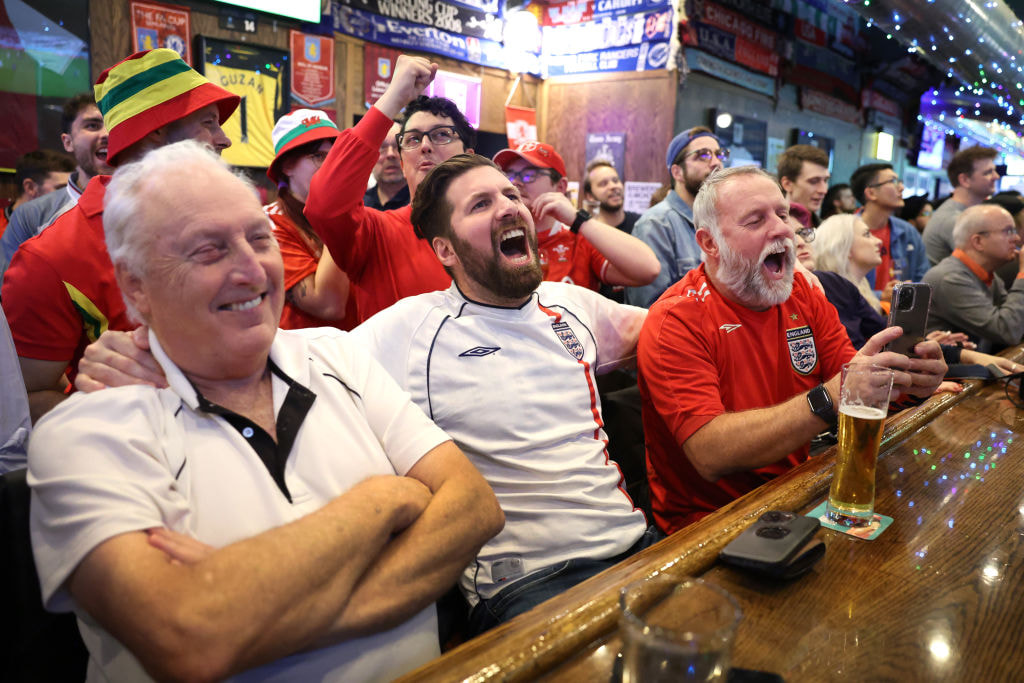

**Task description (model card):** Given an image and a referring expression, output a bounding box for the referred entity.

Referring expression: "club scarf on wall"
[199,37,289,167]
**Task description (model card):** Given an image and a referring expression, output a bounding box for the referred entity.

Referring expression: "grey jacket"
[922,254,1024,351]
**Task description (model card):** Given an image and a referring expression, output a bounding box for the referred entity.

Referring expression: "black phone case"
[719,512,820,570]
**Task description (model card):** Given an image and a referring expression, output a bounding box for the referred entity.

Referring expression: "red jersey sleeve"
[638,297,724,449]
[304,107,394,283]
[2,243,82,361]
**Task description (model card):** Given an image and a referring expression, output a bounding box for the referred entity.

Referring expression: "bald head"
[952,204,1014,249]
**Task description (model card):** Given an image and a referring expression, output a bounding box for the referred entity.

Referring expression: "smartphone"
[719,511,822,579]
[884,283,932,356]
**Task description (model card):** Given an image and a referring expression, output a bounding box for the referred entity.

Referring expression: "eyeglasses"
[396,125,459,150]
[795,226,816,243]
[868,177,903,189]
[997,370,1024,409]
[683,148,730,164]
[979,226,1017,237]
[505,167,555,184]
[307,150,329,167]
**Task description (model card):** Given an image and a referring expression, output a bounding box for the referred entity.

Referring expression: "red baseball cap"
[493,141,567,178]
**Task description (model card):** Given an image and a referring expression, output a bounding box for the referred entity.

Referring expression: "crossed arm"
[68,440,501,682]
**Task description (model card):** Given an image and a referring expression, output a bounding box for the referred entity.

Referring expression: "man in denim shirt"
[626,126,726,307]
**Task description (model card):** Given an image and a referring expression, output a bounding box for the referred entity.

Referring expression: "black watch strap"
[570,209,591,234]
[806,384,837,426]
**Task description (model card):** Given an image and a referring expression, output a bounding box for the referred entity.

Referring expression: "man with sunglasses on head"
[849,163,929,302]
[492,141,658,292]
[305,55,464,323]
[627,126,729,307]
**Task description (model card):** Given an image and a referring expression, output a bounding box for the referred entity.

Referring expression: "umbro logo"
[719,324,742,333]
[459,346,501,357]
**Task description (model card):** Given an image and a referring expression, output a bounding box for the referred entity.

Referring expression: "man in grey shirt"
[0,307,30,473]
[923,145,999,265]
[626,126,726,307]
[923,204,1024,352]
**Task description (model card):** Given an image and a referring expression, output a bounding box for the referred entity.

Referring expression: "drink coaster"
[806,501,893,540]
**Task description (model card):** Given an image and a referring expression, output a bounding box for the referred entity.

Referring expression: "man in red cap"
[2,48,238,421]
[492,141,658,291]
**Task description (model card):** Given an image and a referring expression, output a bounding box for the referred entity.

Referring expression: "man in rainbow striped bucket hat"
[2,49,238,422]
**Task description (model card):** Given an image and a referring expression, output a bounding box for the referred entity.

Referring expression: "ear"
[695,227,718,260]
[464,147,474,155]
[555,176,569,194]
[432,236,458,269]
[61,132,74,154]
[956,172,970,188]
[779,176,794,195]
[115,262,151,320]
[21,178,39,199]
[670,164,684,185]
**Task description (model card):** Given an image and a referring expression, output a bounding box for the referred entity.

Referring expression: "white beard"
[716,236,795,310]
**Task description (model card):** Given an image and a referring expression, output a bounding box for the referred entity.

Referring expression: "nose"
[212,122,231,150]
[230,239,268,285]
[709,155,723,171]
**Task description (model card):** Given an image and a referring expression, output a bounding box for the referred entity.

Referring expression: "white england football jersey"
[351,281,649,602]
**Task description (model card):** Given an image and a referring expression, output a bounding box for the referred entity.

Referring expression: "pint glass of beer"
[826,363,895,527]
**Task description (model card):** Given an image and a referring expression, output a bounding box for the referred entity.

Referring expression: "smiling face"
[785,161,830,213]
[436,165,542,306]
[400,111,468,194]
[848,219,883,273]
[965,158,1000,200]
[122,164,283,381]
[62,103,112,180]
[701,173,796,310]
[585,164,624,212]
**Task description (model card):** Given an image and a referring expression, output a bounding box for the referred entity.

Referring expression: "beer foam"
[839,405,887,420]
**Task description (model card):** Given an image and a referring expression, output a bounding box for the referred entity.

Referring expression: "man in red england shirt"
[637,166,947,533]
[492,141,658,292]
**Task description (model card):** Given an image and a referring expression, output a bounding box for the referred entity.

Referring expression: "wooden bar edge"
[398,357,1020,682]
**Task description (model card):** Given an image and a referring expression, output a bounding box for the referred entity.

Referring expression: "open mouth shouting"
[498,225,532,265]
[762,242,792,280]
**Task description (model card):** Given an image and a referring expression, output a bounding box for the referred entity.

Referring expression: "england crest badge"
[552,321,585,360]
[786,325,818,375]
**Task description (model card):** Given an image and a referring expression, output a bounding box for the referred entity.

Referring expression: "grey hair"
[953,204,1011,249]
[693,165,783,244]
[104,140,258,321]
[813,213,860,280]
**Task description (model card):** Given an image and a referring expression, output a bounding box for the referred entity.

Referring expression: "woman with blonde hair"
[814,213,884,314]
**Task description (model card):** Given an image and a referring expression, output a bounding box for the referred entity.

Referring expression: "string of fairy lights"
[844,0,1024,159]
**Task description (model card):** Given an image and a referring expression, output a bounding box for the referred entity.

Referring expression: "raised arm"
[532,192,660,286]
[66,475,431,682]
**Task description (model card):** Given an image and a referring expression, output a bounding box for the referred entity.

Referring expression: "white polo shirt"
[350,281,649,603]
[29,327,451,682]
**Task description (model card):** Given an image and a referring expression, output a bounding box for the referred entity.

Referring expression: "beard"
[450,217,544,302]
[598,194,623,213]
[715,236,795,310]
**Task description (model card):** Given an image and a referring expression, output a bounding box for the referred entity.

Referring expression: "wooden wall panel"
[540,71,676,184]
[89,0,132,82]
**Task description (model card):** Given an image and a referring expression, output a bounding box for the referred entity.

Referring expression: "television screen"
[916,125,945,171]
[209,0,321,23]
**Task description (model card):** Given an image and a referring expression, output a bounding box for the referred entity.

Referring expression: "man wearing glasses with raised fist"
[306,55,467,323]
[627,126,730,307]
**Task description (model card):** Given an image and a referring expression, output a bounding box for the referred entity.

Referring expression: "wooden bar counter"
[398,348,1024,682]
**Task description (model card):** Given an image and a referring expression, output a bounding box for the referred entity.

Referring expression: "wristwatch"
[806,384,837,426]
[570,209,591,234]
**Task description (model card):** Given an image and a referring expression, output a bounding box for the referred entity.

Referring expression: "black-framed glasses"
[307,150,329,167]
[796,226,816,243]
[396,125,459,150]
[684,147,730,164]
[868,176,902,189]
[505,167,555,184]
